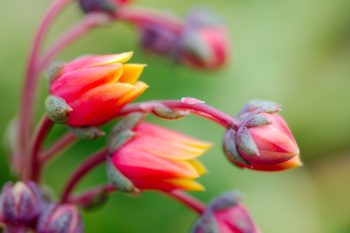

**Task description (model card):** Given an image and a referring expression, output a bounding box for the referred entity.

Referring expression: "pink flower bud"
[47,52,148,127]
[109,123,212,192]
[180,26,228,70]
[193,192,260,233]
[224,101,301,171]
[180,9,229,70]
[0,182,43,227]
[37,204,83,233]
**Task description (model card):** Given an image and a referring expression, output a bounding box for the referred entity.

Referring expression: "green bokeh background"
[1,0,350,232]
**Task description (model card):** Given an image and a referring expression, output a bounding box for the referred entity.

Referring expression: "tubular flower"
[192,192,260,233]
[47,52,148,127]
[110,123,211,192]
[224,101,301,171]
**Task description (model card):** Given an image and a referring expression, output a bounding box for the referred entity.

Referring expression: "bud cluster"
[0,182,83,233]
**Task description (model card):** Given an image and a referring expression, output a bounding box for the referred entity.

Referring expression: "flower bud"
[224,101,301,171]
[48,52,148,127]
[0,182,43,226]
[37,204,83,233]
[139,24,179,56]
[192,191,260,233]
[109,122,212,192]
[79,0,131,15]
[179,9,228,70]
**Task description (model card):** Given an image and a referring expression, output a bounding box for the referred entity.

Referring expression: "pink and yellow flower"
[49,52,148,127]
[110,123,211,191]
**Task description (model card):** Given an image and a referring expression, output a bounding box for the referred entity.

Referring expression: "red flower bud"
[224,101,301,171]
[193,192,260,233]
[37,204,83,233]
[0,182,43,227]
[109,123,212,192]
[47,52,148,127]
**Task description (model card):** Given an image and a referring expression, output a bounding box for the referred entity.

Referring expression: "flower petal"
[51,64,123,103]
[119,64,146,84]
[112,148,201,179]
[67,83,135,126]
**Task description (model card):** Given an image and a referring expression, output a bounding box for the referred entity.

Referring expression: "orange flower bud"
[224,101,301,171]
[48,52,148,127]
[110,123,212,192]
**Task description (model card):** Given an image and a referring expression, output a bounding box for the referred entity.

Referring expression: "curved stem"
[38,13,112,72]
[116,6,183,34]
[61,148,108,203]
[40,132,77,164]
[166,190,206,214]
[19,0,73,176]
[28,115,54,182]
[68,183,115,207]
[115,99,239,128]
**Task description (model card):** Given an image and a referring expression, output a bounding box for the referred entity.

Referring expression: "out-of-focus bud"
[109,122,212,192]
[47,52,148,127]
[192,192,260,233]
[37,204,83,233]
[139,24,179,56]
[224,100,301,171]
[79,0,131,15]
[0,182,43,227]
[179,9,229,70]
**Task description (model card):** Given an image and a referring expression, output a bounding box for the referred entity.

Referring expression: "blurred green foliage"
[1,0,350,232]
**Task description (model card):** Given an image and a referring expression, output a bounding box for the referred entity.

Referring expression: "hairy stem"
[116,99,239,128]
[28,115,54,182]
[19,0,73,177]
[40,132,77,164]
[38,13,111,72]
[61,148,108,203]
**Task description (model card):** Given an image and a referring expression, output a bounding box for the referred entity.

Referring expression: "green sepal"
[246,114,272,128]
[152,104,188,120]
[107,129,135,153]
[236,127,259,157]
[69,126,105,140]
[110,113,145,133]
[45,95,72,124]
[192,212,218,233]
[46,61,63,83]
[209,191,243,211]
[106,157,138,193]
[223,129,251,166]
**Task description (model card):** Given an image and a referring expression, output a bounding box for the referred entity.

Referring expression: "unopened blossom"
[0,182,43,227]
[37,204,83,233]
[224,100,301,171]
[47,52,148,127]
[110,123,211,191]
[179,9,228,70]
[193,192,260,233]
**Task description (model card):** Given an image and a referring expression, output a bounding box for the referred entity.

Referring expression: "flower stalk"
[61,148,109,203]
[116,99,239,128]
